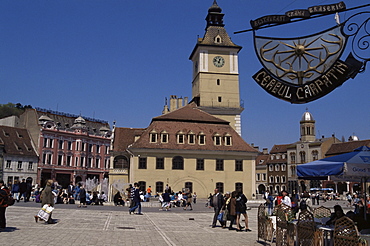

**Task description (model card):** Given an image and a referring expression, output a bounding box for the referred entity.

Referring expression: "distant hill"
[0,103,32,119]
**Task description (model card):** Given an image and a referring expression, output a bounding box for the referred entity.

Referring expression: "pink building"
[38,115,111,188]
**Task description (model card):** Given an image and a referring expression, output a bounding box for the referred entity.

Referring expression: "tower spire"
[206,0,224,28]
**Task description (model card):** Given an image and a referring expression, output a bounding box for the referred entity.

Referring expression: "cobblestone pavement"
[0,202,262,246]
[0,198,358,246]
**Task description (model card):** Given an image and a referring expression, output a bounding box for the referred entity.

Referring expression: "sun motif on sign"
[256,27,345,85]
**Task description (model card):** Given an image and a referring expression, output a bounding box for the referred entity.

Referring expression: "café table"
[316,224,335,246]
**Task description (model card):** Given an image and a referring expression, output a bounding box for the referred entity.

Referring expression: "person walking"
[11,180,20,202]
[235,190,251,232]
[18,179,27,202]
[36,179,55,224]
[265,191,274,215]
[209,188,224,228]
[129,183,143,215]
[160,190,171,211]
[184,193,193,210]
[78,185,87,208]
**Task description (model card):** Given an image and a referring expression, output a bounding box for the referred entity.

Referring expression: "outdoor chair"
[296,210,316,246]
[313,206,331,219]
[257,203,274,242]
[276,203,293,246]
[333,216,360,246]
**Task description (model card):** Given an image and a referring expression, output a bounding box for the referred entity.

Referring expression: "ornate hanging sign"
[249,2,370,104]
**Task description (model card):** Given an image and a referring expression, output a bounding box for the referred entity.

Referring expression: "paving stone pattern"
[1,205,261,246]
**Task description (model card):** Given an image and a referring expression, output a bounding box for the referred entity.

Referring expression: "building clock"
[213,56,225,67]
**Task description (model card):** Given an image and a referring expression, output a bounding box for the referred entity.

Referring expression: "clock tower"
[189,1,243,135]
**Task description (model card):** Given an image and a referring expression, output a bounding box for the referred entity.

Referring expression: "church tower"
[189,1,243,135]
[300,110,316,142]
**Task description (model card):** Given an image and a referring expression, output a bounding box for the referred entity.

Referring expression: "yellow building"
[127,103,258,198]
[108,1,258,199]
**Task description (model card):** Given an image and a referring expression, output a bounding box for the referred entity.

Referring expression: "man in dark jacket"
[19,179,27,202]
[209,188,224,228]
[129,183,143,215]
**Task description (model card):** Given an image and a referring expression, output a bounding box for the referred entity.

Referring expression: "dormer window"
[198,132,206,145]
[188,131,195,144]
[177,131,185,144]
[160,131,168,143]
[16,131,23,138]
[149,130,158,143]
[224,134,232,146]
[2,130,9,137]
[214,35,222,44]
[213,133,221,146]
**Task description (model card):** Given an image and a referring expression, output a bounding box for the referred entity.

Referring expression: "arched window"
[281,164,286,172]
[290,153,296,164]
[312,150,319,161]
[172,156,184,170]
[300,151,306,163]
[113,156,129,169]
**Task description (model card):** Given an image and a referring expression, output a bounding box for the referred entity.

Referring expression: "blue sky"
[1,1,369,150]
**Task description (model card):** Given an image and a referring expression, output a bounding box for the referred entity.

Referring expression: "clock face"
[213,56,225,67]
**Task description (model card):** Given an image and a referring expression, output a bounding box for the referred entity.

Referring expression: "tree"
[0,102,32,119]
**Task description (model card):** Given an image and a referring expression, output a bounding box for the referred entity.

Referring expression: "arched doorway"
[258,184,265,194]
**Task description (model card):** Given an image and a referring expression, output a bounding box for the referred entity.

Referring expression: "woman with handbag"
[35,179,55,224]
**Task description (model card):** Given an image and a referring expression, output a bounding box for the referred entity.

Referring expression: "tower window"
[214,35,222,44]
[218,96,222,102]
[217,79,220,85]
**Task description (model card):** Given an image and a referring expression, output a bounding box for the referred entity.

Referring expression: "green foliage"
[0,103,32,119]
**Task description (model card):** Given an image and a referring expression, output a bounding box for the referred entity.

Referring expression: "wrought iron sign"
[247,2,370,104]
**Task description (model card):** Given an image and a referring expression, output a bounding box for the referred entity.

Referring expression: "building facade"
[0,126,38,186]
[37,116,111,188]
[0,108,111,188]
[127,103,258,198]
[286,111,341,193]
[267,144,290,195]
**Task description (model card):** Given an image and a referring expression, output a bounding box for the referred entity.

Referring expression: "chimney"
[184,97,188,105]
[178,97,183,108]
[262,148,268,155]
[170,95,177,112]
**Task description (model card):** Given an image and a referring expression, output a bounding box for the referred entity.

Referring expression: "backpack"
[0,188,15,206]
[300,198,308,211]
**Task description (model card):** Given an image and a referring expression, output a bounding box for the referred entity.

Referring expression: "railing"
[35,107,108,124]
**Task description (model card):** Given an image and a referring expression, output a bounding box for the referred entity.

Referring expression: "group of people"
[158,190,196,211]
[209,188,251,232]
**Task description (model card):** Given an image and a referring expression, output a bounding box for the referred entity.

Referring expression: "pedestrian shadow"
[1,227,19,232]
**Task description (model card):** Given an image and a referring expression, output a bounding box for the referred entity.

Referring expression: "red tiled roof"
[112,127,145,152]
[270,144,291,154]
[256,154,269,166]
[152,102,229,124]
[0,126,37,157]
[325,140,370,156]
[130,104,257,153]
